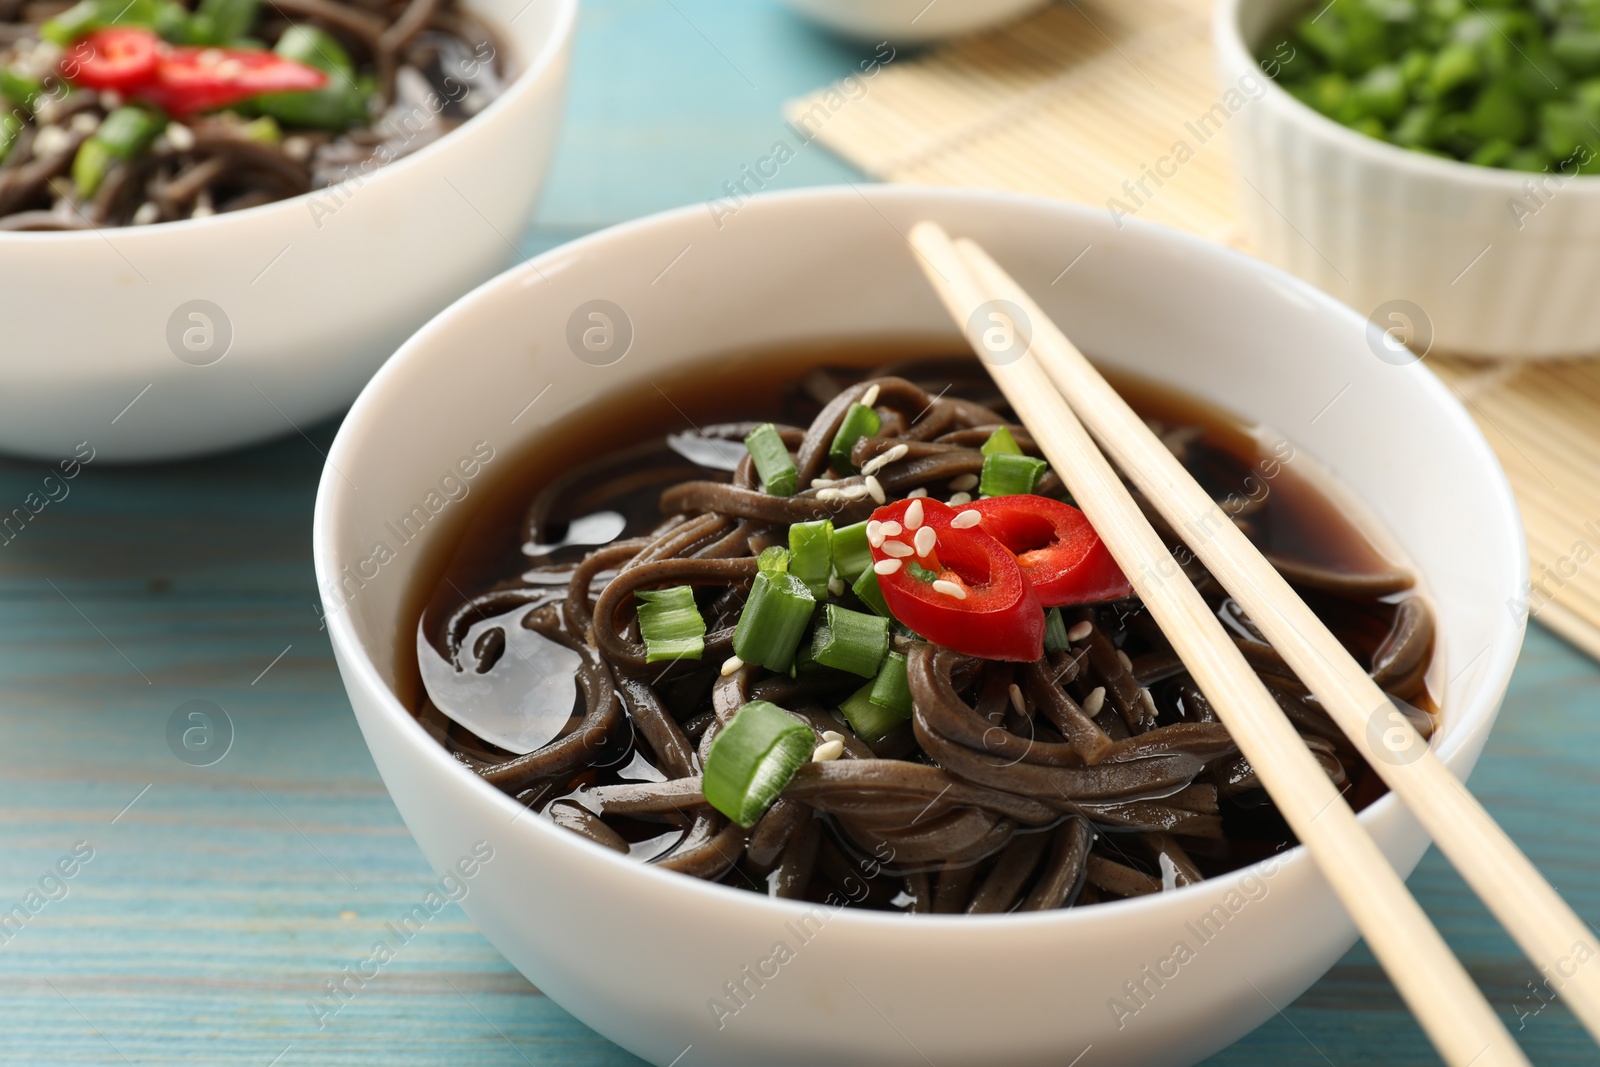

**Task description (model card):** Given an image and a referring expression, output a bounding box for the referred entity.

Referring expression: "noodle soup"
[409,350,1437,915]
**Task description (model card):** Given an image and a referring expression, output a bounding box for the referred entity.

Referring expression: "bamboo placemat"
[786,0,1600,659]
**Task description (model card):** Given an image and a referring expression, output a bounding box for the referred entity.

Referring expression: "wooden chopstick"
[945,230,1600,1048]
[907,221,1531,1067]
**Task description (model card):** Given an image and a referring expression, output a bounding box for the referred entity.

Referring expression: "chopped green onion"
[732,570,814,673]
[840,649,914,742]
[43,0,189,44]
[981,425,1023,456]
[870,650,913,718]
[906,560,940,584]
[1043,607,1070,653]
[980,452,1048,498]
[0,69,42,112]
[73,107,166,198]
[832,520,872,582]
[250,26,371,131]
[635,586,705,663]
[41,0,103,43]
[195,0,259,45]
[238,115,281,145]
[272,22,354,76]
[758,545,791,573]
[702,700,813,827]
[828,403,882,474]
[787,519,833,600]
[0,112,21,165]
[851,567,890,617]
[809,603,889,678]
[743,422,798,497]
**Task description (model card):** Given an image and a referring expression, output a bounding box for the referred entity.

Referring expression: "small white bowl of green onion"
[1216,0,1600,358]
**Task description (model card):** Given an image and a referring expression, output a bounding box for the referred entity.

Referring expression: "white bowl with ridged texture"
[1216,0,1600,359]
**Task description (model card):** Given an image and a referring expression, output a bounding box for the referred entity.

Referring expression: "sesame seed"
[1139,688,1158,718]
[950,473,979,491]
[720,656,744,677]
[130,201,160,226]
[880,521,903,537]
[874,558,903,575]
[861,443,909,476]
[812,738,845,762]
[905,499,925,530]
[821,730,845,743]
[828,576,846,597]
[945,492,972,506]
[866,520,885,547]
[951,510,982,529]
[1082,686,1106,715]
[166,122,195,151]
[811,477,841,489]
[860,383,881,408]
[816,488,842,503]
[932,579,966,599]
[881,540,913,558]
[840,484,870,500]
[864,475,886,504]
[1008,683,1026,716]
[914,526,937,557]
[907,488,928,499]
[1116,649,1133,672]
[1066,620,1093,642]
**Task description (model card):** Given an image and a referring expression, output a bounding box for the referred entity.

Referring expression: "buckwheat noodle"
[0,0,507,228]
[417,358,1437,914]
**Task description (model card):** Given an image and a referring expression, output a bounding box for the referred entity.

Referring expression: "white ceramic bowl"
[313,185,1527,1067]
[782,0,1050,45]
[0,0,575,463]
[1216,0,1600,358]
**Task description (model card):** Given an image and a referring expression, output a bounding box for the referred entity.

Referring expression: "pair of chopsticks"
[909,222,1600,1067]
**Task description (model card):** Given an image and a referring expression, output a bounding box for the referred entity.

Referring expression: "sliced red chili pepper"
[867,497,1044,662]
[62,28,160,93]
[967,494,1133,606]
[140,46,328,116]
[59,28,328,116]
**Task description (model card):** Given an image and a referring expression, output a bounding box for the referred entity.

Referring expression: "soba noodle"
[416,357,1436,914]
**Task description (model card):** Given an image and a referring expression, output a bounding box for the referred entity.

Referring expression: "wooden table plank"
[0,2,1595,1065]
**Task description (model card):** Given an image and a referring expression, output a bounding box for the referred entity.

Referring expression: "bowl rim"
[1212,0,1600,191]
[0,0,577,245]
[314,182,1529,930]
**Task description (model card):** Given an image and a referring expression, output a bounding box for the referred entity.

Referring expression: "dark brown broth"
[400,343,1441,893]
[403,343,1424,712]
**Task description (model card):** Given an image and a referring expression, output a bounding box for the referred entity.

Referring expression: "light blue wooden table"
[1,1,1595,1063]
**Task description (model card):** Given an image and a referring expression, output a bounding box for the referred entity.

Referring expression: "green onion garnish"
[851,567,891,617]
[828,403,882,474]
[1043,607,1070,654]
[744,423,797,497]
[906,560,940,584]
[810,603,889,678]
[870,650,913,718]
[838,680,900,744]
[981,425,1023,456]
[788,519,833,600]
[702,700,813,827]
[980,452,1048,498]
[732,570,815,673]
[73,106,165,198]
[832,520,873,582]
[758,545,791,573]
[635,586,706,663]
